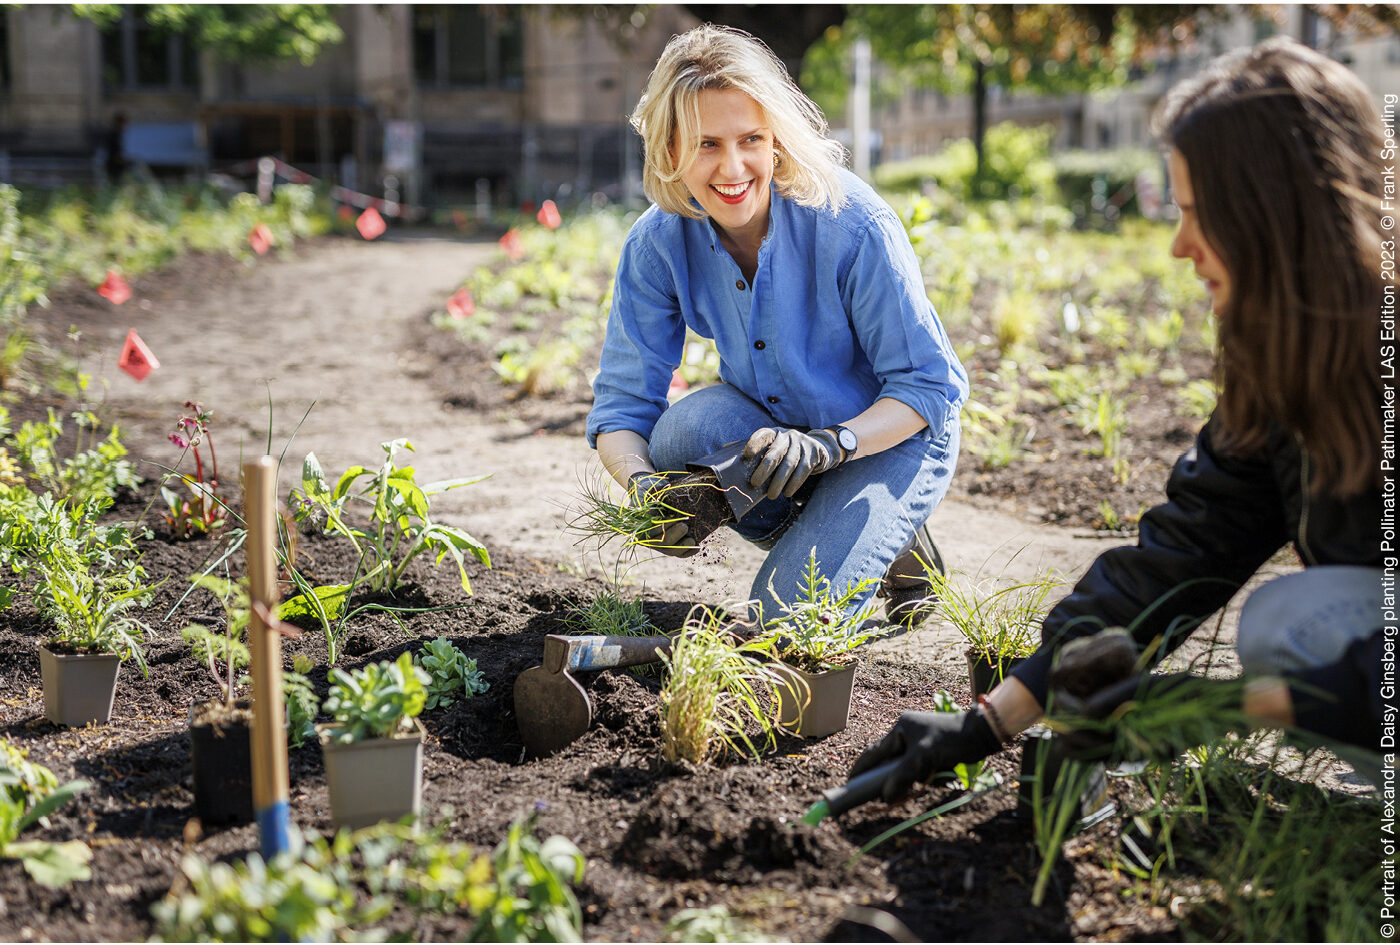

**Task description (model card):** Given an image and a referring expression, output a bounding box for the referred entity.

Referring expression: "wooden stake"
[244,456,289,857]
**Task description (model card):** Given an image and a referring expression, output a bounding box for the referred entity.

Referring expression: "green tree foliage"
[71,4,344,65]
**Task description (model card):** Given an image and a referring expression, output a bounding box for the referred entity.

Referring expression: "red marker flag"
[248,223,274,256]
[452,209,468,229]
[117,329,159,381]
[98,270,132,306]
[337,204,355,223]
[356,206,387,240]
[499,228,525,261]
[668,369,689,395]
[447,287,475,321]
[537,200,562,230]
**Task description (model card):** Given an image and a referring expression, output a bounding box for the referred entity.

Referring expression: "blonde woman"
[586,24,967,622]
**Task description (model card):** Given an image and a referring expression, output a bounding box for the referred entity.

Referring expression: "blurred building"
[869,8,1400,163]
[0,4,699,207]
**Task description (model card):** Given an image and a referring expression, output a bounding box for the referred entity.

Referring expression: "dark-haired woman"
[854,35,1387,798]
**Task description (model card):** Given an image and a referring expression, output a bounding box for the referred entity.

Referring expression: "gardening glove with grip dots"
[626,472,698,558]
[743,427,843,500]
[849,709,1002,802]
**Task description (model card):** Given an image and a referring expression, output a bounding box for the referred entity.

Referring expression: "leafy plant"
[160,401,227,538]
[179,574,250,707]
[752,550,881,672]
[470,809,587,942]
[561,590,654,638]
[927,568,1062,661]
[5,407,138,504]
[0,740,92,888]
[290,440,490,595]
[37,555,155,676]
[1178,378,1218,420]
[321,652,430,745]
[416,637,489,710]
[282,664,319,750]
[565,469,697,554]
[657,609,782,765]
[1074,389,1127,459]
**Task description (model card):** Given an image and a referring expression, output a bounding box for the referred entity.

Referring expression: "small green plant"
[561,590,654,637]
[990,287,1043,354]
[1074,389,1128,459]
[752,550,880,672]
[657,609,783,765]
[282,663,319,750]
[665,905,765,942]
[1178,378,1218,420]
[5,406,138,504]
[565,469,697,554]
[179,574,250,707]
[929,569,1061,663]
[0,740,92,888]
[416,637,489,710]
[290,440,491,594]
[472,808,587,942]
[321,652,430,745]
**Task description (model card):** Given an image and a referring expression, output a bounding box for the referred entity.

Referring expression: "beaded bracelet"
[977,693,1012,745]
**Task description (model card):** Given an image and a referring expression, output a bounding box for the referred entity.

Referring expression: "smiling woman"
[586,24,968,626]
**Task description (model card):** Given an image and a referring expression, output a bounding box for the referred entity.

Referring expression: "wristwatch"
[829,425,858,460]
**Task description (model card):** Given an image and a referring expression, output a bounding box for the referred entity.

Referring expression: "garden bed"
[0,494,1163,942]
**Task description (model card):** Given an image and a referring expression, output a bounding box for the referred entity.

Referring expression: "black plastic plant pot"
[1016,727,1115,831]
[965,648,1027,700]
[188,702,254,825]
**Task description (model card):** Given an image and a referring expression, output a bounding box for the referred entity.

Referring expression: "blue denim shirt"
[585,168,968,448]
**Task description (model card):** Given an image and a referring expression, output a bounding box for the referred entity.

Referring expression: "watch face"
[837,427,858,452]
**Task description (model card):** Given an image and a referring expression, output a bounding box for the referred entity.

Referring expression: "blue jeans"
[647,384,959,617]
[1236,566,1382,675]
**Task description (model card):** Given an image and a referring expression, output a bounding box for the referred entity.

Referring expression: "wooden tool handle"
[541,634,672,673]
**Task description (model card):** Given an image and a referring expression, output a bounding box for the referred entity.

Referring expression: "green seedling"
[751,550,881,673]
[415,637,488,710]
[290,440,491,595]
[179,574,250,708]
[321,652,430,745]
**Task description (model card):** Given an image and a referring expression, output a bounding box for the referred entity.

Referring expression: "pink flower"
[169,432,188,449]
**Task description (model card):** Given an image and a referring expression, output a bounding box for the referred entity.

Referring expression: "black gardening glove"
[1050,670,1241,762]
[848,710,1003,802]
[742,427,843,500]
[627,472,698,558]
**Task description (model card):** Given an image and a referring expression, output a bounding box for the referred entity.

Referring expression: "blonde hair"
[631,24,847,217]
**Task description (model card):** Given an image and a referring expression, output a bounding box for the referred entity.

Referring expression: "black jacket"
[1010,414,1384,748]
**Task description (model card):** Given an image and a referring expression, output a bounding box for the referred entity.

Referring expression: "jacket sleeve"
[1011,416,1291,706]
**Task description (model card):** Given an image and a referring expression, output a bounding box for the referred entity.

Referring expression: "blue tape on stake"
[257,800,291,858]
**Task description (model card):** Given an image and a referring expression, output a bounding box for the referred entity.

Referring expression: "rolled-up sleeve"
[586,231,687,448]
[842,210,968,433]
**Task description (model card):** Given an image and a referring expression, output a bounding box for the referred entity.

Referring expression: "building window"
[100,6,198,91]
[413,5,523,89]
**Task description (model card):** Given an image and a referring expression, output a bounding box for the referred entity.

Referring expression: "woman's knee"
[649,385,767,470]
[1236,567,1383,675]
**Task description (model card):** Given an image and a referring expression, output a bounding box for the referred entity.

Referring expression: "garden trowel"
[514,633,673,758]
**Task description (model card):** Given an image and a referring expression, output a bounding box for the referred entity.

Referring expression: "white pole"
[851,36,872,180]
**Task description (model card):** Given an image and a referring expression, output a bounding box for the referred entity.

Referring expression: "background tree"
[71,4,344,65]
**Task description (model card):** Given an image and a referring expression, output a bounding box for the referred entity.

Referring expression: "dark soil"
[0,486,1178,943]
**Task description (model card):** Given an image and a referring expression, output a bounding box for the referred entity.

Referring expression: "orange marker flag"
[447,287,475,321]
[248,223,274,256]
[499,228,525,261]
[337,204,355,223]
[536,200,562,230]
[356,206,387,240]
[98,270,132,305]
[117,329,159,381]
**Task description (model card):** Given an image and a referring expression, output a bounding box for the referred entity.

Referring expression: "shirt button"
[753,340,765,350]
[736,280,746,290]
[767,396,779,404]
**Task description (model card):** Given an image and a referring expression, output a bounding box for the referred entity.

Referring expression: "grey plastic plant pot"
[320,718,425,830]
[772,661,857,738]
[40,646,121,727]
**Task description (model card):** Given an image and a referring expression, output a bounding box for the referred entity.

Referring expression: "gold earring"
[773,150,781,168]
